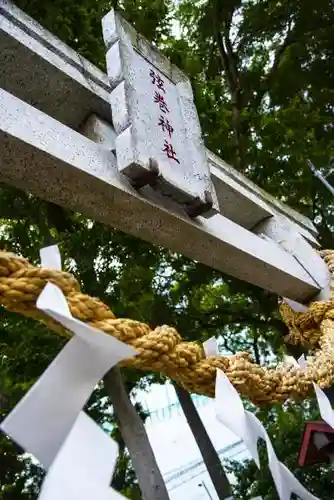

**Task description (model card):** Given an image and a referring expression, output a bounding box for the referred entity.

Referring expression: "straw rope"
[1,249,334,406]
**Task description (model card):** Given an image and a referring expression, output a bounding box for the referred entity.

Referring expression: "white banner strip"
[215,369,319,500]
[313,384,334,429]
[40,245,62,271]
[203,337,320,500]
[38,411,125,499]
[296,355,334,430]
[1,246,136,469]
[203,336,219,358]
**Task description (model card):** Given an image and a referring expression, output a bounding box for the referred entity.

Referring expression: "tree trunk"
[174,384,231,499]
[103,367,170,500]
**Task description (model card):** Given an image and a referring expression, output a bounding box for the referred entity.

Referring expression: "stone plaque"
[102,10,218,218]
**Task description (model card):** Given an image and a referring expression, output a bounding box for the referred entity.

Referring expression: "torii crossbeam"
[0,1,329,304]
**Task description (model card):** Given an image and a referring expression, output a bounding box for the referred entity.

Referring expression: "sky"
[132,381,251,499]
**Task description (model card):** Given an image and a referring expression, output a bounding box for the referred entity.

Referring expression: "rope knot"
[0,250,80,315]
[281,299,334,347]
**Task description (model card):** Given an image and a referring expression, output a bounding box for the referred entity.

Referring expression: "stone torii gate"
[0,1,330,306]
[0,3,332,500]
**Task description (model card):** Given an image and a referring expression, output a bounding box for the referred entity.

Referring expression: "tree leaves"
[226,400,334,499]
[2,0,334,497]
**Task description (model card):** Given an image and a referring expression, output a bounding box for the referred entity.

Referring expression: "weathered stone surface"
[102,10,219,218]
[0,0,317,239]
[1,1,325,304]
[210,154,319,246]
[0,0,111,129]
[0,88,322,302]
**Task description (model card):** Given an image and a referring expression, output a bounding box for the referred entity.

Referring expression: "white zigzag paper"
[215,370,319,500]
[298,354,307,368]
[39,245,62,271]
[0,246,135,499]
[313,384,334,429]
[296,355,334,430]
[203,336,218,358]
[39,412,125,500]
[282,302,334,431]
[203,338,319,500]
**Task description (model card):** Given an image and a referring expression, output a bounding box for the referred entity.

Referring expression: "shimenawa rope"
[1,249,334,406]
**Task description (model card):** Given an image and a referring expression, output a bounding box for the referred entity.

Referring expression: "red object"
[158,115,174,137]
[298,421,334,467]
[162,140,180,163]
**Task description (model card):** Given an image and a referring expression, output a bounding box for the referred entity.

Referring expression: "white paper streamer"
[203,336,219,357]
[296,355,334,430]
[298,354,307,368]
[283,355,300,368]
[203,334,328,497]
[39,412,125,499]
[215,369,319,500]
[282,298,308,313]
[282,354,307,369]
[312,384,334,429]
[1,246,137,469]
[1,282,136,468]
[40,245,62,271]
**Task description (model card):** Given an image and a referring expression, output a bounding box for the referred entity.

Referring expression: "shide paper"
[313,384,334,429]
[215,370,319,500]
[1,245,136,471]
[39,412,125,500]
[204,337,319,500]
[296,355,334,430]
[203,336,219,358]
[282,297,308,313]
[40,245,62,270]
[298,354,307,368]
[281,298,334,432]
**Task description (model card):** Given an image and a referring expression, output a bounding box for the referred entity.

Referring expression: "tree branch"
[198,305,286,335]
[252,333,261,364]
[213,19,233,93]
[223,13,240,96]
[210,0,246,169]
[253,21,297,107]
[268,23,295,79]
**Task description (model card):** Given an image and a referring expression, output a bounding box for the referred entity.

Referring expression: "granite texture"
[0,2,111,129]
[102,10,219,218]
[0,1,317,237]
[0,1,325,304]
[0,88,322,302]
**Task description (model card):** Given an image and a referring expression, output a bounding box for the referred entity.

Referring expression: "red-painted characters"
[158,115,174,138]
[163,140,180,163]
[150,68,180,164]
[149,69,165,93]
[153,91,169,114]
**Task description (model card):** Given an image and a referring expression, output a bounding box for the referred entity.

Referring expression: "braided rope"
[1,250,334,406]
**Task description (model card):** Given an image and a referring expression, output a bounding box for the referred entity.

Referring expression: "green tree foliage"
[15,0,174,67]
[1,0,334,498]
[225,400,334,499]
[0,191,152,498]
